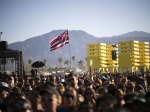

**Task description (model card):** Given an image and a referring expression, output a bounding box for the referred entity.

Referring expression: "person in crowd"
[97,86,107,96]
[24,83,32,96]
[96,94,117,112]
[57,83,65,96]
[41,85,59,112]
[7,76,14,89]
[14,76,18,85]
[115,74,122,85]
[117,84,126,95]
[102,80,111,89]
[93,77,102,86]
[49,76,57,87]
[34,76,41,87]
[126,82,135,93]
[133,93,146,112]
[18,78,25,88]
[78,79,93,96]
[67,73,79,90]
[77,101,96,112]
[134,84,145,93]
[6,92,30,112]
[84,88,96,104]
[24,76,31,83]
[28,87,43,112]
[108,88,125,108]
[145,92,150,112]
[120,77,128,86]
[123,92,137,103]
[77,94,84,109]
[146,75,150,91]
[1,69,150,112]
[84,79,93,90]
[122,101,136,112]
[29,79,35,88]
[57,87,77,112]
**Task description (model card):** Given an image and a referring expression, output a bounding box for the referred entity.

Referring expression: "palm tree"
[72,56,76,68]
[58,58,63,73]
[28,59,32,65]
[11,59,14,72]
[64,60,70,68]
[43,59,47,70]
[78,60,84,70]
[58,58,63,67]
[28,59,32,70]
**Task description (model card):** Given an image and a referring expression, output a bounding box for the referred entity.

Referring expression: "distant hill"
[8,30,150,66]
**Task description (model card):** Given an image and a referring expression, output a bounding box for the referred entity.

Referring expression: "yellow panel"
[87,56,99,68]
[118,40,139,44]
[119,54,132,66]
[131,55,140,58]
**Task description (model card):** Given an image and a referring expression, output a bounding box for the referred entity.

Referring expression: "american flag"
[49,30,69,51]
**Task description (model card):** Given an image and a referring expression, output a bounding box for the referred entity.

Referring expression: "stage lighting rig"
[0,41,8,51]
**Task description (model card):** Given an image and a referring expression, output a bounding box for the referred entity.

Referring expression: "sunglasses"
[42,97,56,102]
[64,94,74,99]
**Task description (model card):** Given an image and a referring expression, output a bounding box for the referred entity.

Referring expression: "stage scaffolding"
[0,49,24,77]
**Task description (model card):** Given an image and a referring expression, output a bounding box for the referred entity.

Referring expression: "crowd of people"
[0,70,150,112]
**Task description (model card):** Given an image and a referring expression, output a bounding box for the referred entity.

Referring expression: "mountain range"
[8,30,150,66]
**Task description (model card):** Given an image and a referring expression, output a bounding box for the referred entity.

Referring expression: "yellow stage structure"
[118,40,149,72]
[86,43,118,73]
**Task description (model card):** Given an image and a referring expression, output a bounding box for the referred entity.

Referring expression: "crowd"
[0,70,150,112]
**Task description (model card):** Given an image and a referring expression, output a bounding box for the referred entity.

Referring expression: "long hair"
[62,87,77,107]
[84,88,96,101]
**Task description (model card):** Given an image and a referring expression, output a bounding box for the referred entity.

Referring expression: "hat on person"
[0,82,9,88]
[40,85,59,98]
[59,78,65,83]
[100,76,108,81]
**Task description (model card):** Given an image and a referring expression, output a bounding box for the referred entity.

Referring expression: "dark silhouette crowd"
[0,70,150,112]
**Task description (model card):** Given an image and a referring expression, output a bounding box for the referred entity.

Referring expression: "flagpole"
[0,32,3,41]
[68,30,72,70]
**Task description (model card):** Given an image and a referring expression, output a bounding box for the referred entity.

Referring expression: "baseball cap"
[0,82,9,88]
[59,78,65,83]
[40,85,59,98]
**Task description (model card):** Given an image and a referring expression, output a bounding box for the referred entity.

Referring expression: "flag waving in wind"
[49,30,69,51]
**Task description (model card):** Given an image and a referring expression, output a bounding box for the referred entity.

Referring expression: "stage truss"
[0,49,24,77]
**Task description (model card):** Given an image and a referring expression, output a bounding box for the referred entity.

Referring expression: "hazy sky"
[0,0,150,44]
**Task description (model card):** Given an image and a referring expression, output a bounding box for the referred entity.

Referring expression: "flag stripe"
[49,30,69,51]
[50,36,59,45]
[50,43,64,51]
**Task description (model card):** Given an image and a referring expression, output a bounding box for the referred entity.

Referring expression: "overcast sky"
[0,0,150,44]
